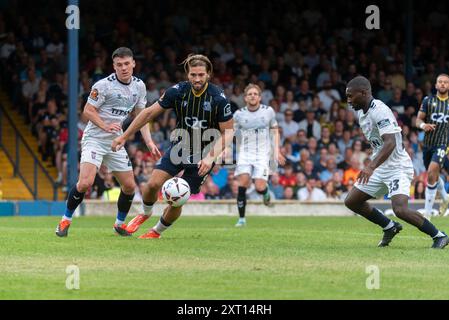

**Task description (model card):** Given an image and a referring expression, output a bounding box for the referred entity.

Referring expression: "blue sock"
[116,211,127,225]
[115,190,134,225]
[64,209,75,220]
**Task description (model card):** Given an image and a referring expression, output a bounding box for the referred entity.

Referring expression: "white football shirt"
[234,104,278,163]
[357,99,412,170]
[83,73,147,141]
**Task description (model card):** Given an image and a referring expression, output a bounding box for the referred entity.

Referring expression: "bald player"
[344,76,448,249]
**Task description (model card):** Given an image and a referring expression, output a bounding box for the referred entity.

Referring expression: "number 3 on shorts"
[389,179,399,194]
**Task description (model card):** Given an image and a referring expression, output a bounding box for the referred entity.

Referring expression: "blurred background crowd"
[0,0,448,201]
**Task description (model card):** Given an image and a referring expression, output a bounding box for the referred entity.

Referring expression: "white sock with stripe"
[142,202,154,217]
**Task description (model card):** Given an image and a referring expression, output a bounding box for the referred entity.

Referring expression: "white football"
[162,177,191,207]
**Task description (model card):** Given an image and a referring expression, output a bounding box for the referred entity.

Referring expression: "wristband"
[420,123,425,129]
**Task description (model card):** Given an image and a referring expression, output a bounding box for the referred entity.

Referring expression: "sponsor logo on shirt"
[377,119,391,129]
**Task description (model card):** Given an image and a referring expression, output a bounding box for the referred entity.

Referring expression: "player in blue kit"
[416,74,449,217]
[112,54,235,238]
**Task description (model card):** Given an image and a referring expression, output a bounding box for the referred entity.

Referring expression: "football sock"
[383,220,395,231]
[142,200,154,217]
[64,186,85,220]
[154,217,171,234]
[419,219,440,238]
[425,182,438,216]
[237,187,247,218]
[116,190,135,225]
[438,176,448,202]
[366,207,391,229]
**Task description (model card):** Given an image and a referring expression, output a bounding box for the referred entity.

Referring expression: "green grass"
[1,215,449,299]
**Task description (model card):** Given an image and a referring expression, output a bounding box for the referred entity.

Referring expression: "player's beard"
[192,81,206,92]
[437,88,448,96]
[247,101,260,109]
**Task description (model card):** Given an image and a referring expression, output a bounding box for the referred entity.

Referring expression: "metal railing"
[0,105,58,200]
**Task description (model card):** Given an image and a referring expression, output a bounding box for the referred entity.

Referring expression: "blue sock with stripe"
[115,190,135,225]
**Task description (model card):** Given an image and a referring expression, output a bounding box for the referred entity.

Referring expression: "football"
[161,177,191,207]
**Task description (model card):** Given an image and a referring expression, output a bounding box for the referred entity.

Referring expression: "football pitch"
[1,215,449,300]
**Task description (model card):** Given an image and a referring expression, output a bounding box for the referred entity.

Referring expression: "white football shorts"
[80,138,132,172]
[354,166,414,198]
[234,162,270,181]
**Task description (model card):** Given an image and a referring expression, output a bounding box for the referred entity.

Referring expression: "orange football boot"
[126,214,150,234]
[138,229,161,239]
[56,219,71,237]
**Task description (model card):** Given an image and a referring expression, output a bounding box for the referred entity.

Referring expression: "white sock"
[153,219,170,234]
[62,216,72,222]
[425,182,438,216]
[383,220,394,230]
[115,219,124,226]
[438,176,449,201]
[142,203,154,217]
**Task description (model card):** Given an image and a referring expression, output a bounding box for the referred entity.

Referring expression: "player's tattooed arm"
[83,103,121,133]
[111,102,165,152]
[357,133,396,184]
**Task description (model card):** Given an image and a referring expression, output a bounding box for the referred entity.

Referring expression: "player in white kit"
[344,76,448,248]
[56,47,161,237]
[233,84,285,227]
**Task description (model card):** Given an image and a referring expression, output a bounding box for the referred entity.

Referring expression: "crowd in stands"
[1,0,449,201]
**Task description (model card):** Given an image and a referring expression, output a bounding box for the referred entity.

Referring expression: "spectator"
[269,173,285,200]
[283,186,296,200]
[324,180,339,200]
[337,129,353,155]
[328,142,343,164]
[279,110,300,141]
[317,126,334,149]
[295,79,314,108]
[377,76,394,103]
[258,80,274,106]
[279,163,297,188]
[331,120,345,141]
[297,178,326,201]
[388,87,406,114]
[295,172,307,192]
[301,159,319,180]
[317,80,341,112]
[146,77,160,105]
[291,129,308,155]
[319,156,340,183]
[351,139,368,164]
[298,110,321,139]
[280,90,299,112]
[307,137,319,164]
[343,155,361,186]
